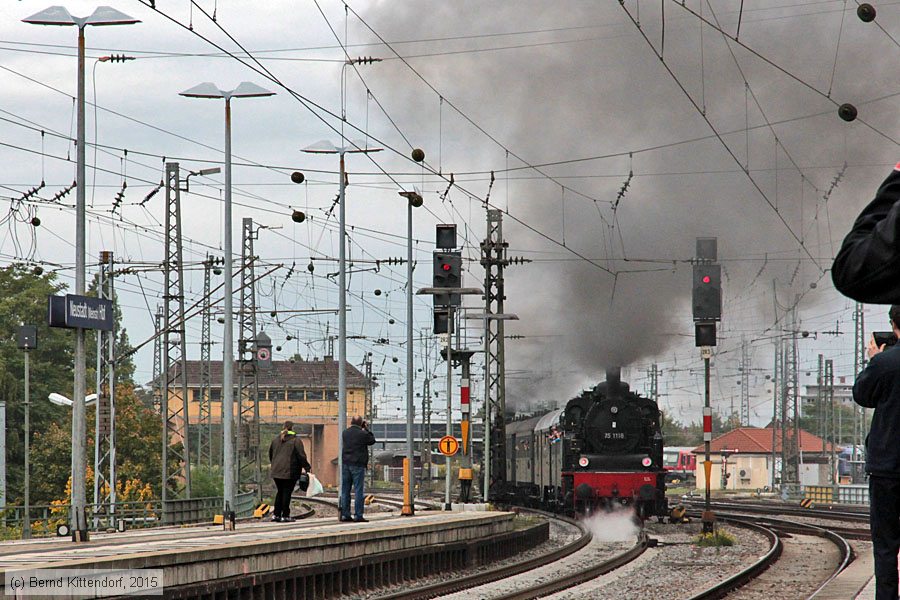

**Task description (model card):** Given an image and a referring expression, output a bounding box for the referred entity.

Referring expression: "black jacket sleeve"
[832,167,900,303]
[364,428,375,446]
[853,357,883,409]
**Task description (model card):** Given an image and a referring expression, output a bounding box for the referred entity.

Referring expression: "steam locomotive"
[505,369,668,520]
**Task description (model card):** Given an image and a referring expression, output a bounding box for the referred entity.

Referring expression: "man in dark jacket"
[268,421,311,522]
[853,305,900,600]
[832,165,900,303]
[340,415,376,522]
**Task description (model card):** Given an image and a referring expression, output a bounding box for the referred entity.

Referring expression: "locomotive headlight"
[578,456,589,468]
[641,456,653,468]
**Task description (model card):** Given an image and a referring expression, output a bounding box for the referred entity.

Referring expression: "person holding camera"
[853,305,900,600]
[340,415,376,522]
[268,421,310,523]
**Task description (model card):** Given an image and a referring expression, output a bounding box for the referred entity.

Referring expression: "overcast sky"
[2,1,899,429]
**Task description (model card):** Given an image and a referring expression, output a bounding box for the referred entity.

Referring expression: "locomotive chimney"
[606,367,621,388]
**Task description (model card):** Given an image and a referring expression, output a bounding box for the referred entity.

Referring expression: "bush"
[695,528,736,547]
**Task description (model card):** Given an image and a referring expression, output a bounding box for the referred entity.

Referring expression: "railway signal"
[438,435,459,456]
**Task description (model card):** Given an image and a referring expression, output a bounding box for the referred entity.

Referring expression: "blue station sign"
[48,294,114,331]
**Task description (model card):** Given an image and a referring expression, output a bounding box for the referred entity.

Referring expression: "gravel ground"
[350,516,582,600]
[727,532,842,599]
[544,520,770,600]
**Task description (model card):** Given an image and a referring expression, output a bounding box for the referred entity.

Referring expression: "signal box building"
[691,427,837,491]
[159,357,370,486]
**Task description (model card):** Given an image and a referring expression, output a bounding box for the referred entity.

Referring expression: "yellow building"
[162,357,370,486]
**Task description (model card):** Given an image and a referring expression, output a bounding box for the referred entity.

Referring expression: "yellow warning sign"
[439,435,459,456]
[461,420,470,453]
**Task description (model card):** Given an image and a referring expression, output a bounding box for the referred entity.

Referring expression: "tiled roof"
[153,358,369,389]
[690,426,838,455]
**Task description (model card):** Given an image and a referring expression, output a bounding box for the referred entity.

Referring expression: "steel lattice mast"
[152,306,163,414]
[771,336,782,488]
[740,339,750,426]
[781,303,800,488]
[162,162,192,508]
[482,209,507,500]
[197,255,215,467]
[238,217,261,499]
[93,250,115,528]
[853,303,866,461]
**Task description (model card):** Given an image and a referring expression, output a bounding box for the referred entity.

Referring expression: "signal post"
[693,238,721,534]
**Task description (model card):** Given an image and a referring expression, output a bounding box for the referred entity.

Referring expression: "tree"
[0,265,73,504]
[30,384,163,504]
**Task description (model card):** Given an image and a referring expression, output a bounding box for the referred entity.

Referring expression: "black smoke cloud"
[361,1,900,411]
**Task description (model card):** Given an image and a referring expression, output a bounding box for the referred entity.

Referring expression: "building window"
[307,390,324,402]
[286,390,304,402]
[326,389,338,401]
[210,388,221,402]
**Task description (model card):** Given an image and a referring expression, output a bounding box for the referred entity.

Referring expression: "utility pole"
[825,358,836,483]
[771,336,782,489]
[238,218,262,499]
[648,363,659,404]
[853,303,866,461]
[152,307,163,414]
[94,251,116,529]
[817,354,825,447]
[16,325,37,539]
[740,338,750,427]
[161,162,192,512]
[482,210,507,502]
[198,255,221,467]
[780,302,800,490]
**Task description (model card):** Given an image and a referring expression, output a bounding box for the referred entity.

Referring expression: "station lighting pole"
[399,187,424,516]
[180,82,275,515]
[303,141,382,503]
[23,5,139,542]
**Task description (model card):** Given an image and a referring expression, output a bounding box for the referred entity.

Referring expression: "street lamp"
[465,313,519,502]
[24,4,139,543]
[180,83,274,515]
[398,186,424,516]
[302,140,382,506]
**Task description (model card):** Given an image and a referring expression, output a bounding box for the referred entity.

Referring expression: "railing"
[0,491,258,539]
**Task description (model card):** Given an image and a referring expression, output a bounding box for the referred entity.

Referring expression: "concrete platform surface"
[0,510,517,594]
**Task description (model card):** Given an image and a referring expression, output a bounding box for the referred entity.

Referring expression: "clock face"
[257,347,271,361]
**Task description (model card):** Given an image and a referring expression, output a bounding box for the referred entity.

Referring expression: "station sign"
[48,294,114,331]
[438,435,459,457]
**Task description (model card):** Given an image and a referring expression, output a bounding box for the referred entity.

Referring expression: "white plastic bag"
[306,473,324,497]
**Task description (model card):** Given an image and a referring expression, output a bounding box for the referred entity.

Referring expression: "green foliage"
[29,385,163,503]
[695,528,736,547]
[800,400,866,446]
[663,410,734,448]
[0,265,73,504]
[190,465,224,498]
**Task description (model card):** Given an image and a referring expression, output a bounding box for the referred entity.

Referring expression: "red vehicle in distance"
[663,447,696,485]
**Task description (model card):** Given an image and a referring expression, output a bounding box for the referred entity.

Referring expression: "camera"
[873,331,898,348]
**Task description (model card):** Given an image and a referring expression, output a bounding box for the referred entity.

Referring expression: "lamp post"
[398,188,424,516]
[465,313,518,502]
[302,140,382,503]
[23,5,139,542]
[180,83,274,515]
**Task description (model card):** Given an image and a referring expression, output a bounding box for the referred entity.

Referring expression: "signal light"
[702,275,710,284]
[692,264,721,321]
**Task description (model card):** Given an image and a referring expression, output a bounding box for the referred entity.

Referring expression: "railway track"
[680,511,853,600]
[369,509,644,600]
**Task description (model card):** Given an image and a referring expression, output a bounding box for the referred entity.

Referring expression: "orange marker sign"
[439,435,459,456]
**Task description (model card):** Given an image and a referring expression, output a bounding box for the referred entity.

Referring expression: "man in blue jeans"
[340,415,376,522]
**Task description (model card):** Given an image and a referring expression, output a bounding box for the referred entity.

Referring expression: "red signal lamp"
[702,275,711,283]
[442,264,451,271]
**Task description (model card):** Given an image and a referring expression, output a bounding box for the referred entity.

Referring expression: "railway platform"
[0,509,534,599]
